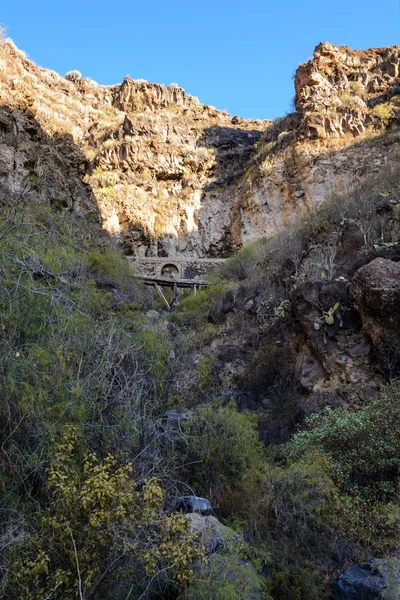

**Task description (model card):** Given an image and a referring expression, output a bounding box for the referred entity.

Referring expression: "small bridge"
[129,256,226,281]
[129,256,226,310]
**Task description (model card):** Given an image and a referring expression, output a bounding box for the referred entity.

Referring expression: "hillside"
[0,34,400,600]
[1,39,400,258]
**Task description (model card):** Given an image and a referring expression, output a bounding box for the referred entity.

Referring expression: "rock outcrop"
[291,280,373,393]
[187,513,264,600]
[350,257,400,344]
[0,37,399,260]
[295,42,400,139]
[334,560,400,600]
[187,513,239,554]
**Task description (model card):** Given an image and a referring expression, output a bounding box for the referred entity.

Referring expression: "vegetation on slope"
[1,165,400,600]
[178,166,400,328]
[0,184,203,599]
[169,166,400,598]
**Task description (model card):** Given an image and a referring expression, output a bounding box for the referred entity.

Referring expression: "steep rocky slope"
[1,35,400,600]
[0,37,267,258]
[234,42,400,238]
[0,37,399,261]
[295,42,400,138]
[169,159,400,443]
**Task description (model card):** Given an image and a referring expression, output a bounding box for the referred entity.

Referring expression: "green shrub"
[91,167,120,188]
[177,277,234,325]
[196,355,214,394]
[287,384,400,503]
[10,427,200,599]
[218,240,267,282]
[85,246,140,296]
[350,81,365,98]
[188,551,268,600]
[179,402,265,512]
[257,458,342,600]
[372,103,394,126]
[286,384,400,555]
[0,198,181,598]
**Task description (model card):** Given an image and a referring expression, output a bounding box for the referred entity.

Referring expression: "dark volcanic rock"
[335,562,385,599]
[334,560,400,600]
[376,243,400,262]
[290,280,371,391]
[350,257,400,344]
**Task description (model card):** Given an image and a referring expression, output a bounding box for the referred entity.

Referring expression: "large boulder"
[187,514,264,600]
[187,513,239,554]
[334,560,400,599]
[173,495,212,515]
[350,258,400,344]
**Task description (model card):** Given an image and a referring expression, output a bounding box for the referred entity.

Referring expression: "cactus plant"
[322,302,339,325]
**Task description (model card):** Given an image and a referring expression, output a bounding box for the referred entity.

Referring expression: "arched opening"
[160,263,180,279]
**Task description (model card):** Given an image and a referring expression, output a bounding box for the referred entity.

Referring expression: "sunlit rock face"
[295,42,400,139]
[229,42,400,242]
[0,38,399,258]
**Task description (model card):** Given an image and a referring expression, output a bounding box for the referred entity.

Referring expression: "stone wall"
[129,257,225,280]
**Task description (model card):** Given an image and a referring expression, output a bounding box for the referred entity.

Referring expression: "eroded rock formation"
[295,42,400,139]
[0,38,399,259]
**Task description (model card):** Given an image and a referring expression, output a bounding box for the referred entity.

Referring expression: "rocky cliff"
[0,38,399,259]
[233,42,400,241]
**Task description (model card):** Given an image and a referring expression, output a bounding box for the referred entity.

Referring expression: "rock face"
[0,37,399,260]
[291,280,374,394]
[295,42,400,139]
[0,104,95,213]
[350,258,400,344]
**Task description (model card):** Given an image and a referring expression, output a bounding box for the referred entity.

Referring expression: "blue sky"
[2,1,399,119]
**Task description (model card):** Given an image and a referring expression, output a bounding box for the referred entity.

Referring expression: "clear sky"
[1,1,399,120]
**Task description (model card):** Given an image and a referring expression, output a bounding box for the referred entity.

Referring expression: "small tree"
[11,426,201,599]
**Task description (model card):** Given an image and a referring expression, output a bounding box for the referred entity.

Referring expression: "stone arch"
[160,263,180,279]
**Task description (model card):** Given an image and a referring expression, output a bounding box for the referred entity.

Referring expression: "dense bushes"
[253,458,343,600]
[286,384,400,556]
[175,403,349,599]
[11,427,199,599]
[288,384,400,503]
[194,389,400,599]
[178,402,265,511]
[0,194,190,598]
[2,163,400,598]
[170,166,400,598]
[187,550,268,600]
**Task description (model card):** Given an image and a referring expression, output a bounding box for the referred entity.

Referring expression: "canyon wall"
[0,38,399,259]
